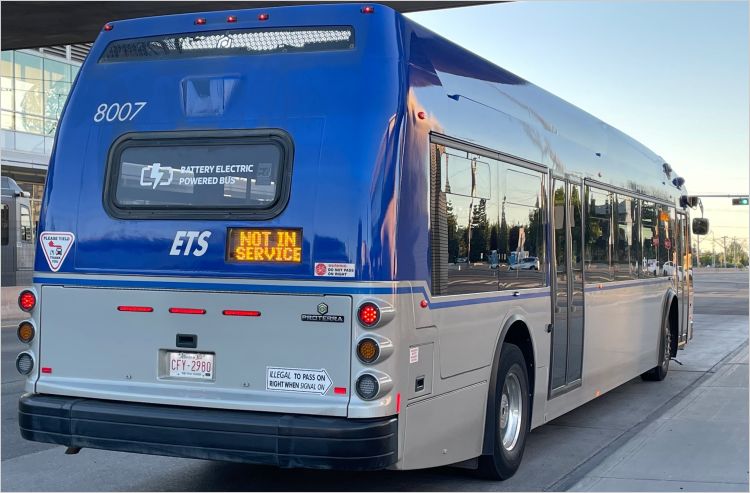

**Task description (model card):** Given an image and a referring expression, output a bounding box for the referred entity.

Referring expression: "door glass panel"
[567,183,584,383]
[551,180,568,390]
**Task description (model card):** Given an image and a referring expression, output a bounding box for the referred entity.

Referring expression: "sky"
[406,1,749,253]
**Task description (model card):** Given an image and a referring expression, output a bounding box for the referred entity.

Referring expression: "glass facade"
[1,50,80,154]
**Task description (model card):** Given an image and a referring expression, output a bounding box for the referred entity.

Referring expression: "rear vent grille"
[99,26,354,63]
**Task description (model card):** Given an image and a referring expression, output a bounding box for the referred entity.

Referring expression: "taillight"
[355,374,379,400]
[169,307,206,315]
[17,321,35,343]
[18,290,36,312]
[223,310,261,317]
[357,302,380,327]
[117,305,153,313]
[356,338,380,364]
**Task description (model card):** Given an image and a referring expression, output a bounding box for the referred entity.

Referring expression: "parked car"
[509,256,540,271]
[662,261,677,277]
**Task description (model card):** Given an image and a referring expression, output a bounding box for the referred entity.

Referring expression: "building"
[1,44,90,231]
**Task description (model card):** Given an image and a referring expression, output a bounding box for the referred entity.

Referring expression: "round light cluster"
[16,352,34,375]
[17,321,35,343]
[357,303,380,327]
[356,374,379,400]
[357,338,380,364]
[18,290,36,312]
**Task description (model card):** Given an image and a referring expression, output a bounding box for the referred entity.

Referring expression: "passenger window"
[641,201,658,277]
[498,166,545,289]
[1,204,8,246]
[19,205,32,242]
[585,187,613,282]
[658,207,674,275]
[614,194,637,280]
[439,149,500,295]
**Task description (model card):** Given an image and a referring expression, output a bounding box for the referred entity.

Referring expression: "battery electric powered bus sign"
[227,228,302,263]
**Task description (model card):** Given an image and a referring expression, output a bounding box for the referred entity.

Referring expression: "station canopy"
[1,1,497,50]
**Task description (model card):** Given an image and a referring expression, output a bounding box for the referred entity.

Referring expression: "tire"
[641,311,671,381]
[477,343,530,480]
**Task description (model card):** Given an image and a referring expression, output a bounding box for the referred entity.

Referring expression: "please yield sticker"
[39,232,75,272]
[314,262,355,278]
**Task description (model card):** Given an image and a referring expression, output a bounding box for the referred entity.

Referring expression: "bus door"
[676,212,689,345]
[550,178,585,396]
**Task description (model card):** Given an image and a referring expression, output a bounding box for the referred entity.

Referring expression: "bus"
[17,4,708,479]
[2,176,34,287]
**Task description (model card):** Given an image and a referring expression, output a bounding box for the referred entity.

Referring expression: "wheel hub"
[499,369,523,451]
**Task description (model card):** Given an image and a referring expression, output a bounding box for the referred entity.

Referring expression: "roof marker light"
[223,309,261,317]
[169,307,206,315]
[420,299,428,309]
[417,111,426,120]
[361,5,375,14]
[117,305,153,313]
[103,23,114,31]
[227,15,237,23]
[195,17,207,25]
[258,13,269,21]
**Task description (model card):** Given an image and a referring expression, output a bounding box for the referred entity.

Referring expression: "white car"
[509,257,540,271]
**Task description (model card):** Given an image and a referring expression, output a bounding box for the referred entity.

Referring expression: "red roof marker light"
[194,17,207,25]
[361,5,375,14]
[258,13,269,21]
[227,15,237,23]
[103,23,114,31]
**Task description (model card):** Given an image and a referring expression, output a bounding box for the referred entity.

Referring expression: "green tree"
[470,199,490,262]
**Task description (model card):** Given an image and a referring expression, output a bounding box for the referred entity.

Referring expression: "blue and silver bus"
[17,4,707,478]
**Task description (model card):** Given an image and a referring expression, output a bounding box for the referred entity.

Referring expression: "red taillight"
[195,17,207,25]
[222,310,261,317]
[169,307,206,315]
[227,15,237,23]
[117,305,153,313]
[361,5,375,14]
[18,290,36,312]
[396,392,401,413]
[357,302,380,327]
[258,13,269,21]
[103,23,113,31]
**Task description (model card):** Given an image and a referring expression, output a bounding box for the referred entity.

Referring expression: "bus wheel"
[478,343,530,480]
[641,314,671,381]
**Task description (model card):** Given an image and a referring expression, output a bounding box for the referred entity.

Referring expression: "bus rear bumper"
[19,394,398,470]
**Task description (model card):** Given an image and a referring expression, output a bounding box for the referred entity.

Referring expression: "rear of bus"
[17,4,408,470]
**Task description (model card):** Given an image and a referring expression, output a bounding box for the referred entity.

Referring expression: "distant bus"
[17,4,707,479]
[1,176,34,287]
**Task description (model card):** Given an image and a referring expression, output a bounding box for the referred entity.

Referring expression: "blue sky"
[407,1,749,249]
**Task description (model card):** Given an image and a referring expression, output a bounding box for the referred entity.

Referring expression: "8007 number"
[93,102,147,123]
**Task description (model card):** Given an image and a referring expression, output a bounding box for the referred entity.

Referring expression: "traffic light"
[732,198,749,205]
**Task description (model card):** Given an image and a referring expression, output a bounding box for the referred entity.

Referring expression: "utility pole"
[696,235,701,267]
[722,236,728,268]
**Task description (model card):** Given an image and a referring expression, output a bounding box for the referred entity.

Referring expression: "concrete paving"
[571,340,749,492]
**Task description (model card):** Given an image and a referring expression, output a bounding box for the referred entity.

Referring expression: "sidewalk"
[571,341,749,492]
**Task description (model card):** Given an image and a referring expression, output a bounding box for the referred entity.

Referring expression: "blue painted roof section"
[36,3,687,286]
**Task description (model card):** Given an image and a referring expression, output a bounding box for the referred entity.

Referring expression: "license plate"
[168,352,214,380]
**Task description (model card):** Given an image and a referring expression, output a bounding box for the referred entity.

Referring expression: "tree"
[446,199,459,263]
[469,199,490,262]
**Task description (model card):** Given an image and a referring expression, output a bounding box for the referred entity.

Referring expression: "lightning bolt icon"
[150,163,164,189]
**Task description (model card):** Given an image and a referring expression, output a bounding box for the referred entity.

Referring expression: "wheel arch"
[481,315,536,455]
[662,289,679,358]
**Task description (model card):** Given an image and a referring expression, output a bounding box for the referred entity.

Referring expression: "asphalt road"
[2,269,748,491]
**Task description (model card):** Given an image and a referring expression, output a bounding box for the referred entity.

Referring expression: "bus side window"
[640,201,658,277]
[1,204,9,246]
[439,148,500,296]
[20,205,32,242]
[585,187,613,282]
[614,194,638,280]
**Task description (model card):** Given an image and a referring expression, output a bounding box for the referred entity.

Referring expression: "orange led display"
[227,228,302,263]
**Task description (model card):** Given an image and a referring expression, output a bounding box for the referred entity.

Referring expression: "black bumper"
[19,394,398,470]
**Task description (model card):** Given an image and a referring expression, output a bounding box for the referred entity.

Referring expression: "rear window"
[105,130,293,219]
[99,26,354,63]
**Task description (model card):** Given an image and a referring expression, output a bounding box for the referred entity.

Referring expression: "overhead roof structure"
[1,1,496,50]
